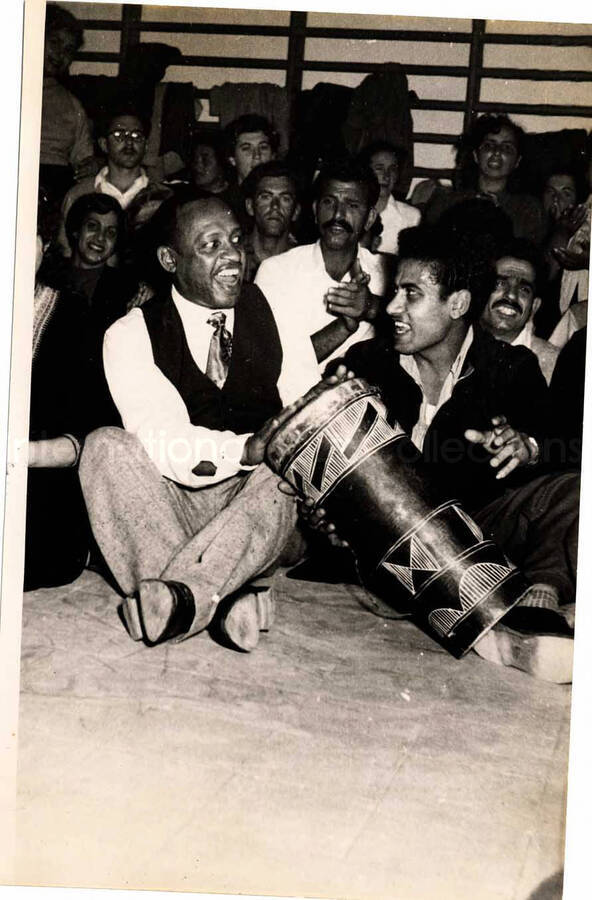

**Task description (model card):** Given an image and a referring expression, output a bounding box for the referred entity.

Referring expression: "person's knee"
[80,427,137,479]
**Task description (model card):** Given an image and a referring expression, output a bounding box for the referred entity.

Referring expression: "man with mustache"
[255,158,386,363]
[241,160,301,281]
[57,106,171,257]
[79,195,322,653]
[480,240,559,385]
[332,224,578,683]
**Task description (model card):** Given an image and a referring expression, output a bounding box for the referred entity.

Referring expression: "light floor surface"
[14,568,571,899]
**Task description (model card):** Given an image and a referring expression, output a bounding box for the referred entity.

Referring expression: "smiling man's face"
[166,199,246,308]
[480,256,539,342]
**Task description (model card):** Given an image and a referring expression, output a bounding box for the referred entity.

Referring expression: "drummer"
[78,194,324,652]
[335,224,578,683]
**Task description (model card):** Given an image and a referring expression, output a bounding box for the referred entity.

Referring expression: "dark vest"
[141,283,283,433]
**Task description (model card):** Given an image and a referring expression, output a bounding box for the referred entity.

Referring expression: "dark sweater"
[341,325,551,514]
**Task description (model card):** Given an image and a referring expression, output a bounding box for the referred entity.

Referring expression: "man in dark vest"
[79,195,321,652]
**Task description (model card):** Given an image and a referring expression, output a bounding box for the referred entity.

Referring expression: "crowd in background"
[29,3,589,607]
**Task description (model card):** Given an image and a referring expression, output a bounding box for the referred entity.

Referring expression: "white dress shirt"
[103,285,321,488]
[93,166,150,209]
[377,196,421,255]
[400,326,475,451]
[254,241,387,363]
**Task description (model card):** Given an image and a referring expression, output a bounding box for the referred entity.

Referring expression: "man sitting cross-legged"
[79,195,323,652]
[329,225,579,683]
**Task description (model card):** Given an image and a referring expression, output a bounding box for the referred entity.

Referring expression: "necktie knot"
[207,311,227,332]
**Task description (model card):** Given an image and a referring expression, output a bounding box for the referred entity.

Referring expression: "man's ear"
[98,136,108,156]
[291,202,301,223]
[157,245,177,274]
[228,155,236,169]
[245,197,254,217]
[363,206,378,232]
[449,289,471,319]
[531,296,541,319]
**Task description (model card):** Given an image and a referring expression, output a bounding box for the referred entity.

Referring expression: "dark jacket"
[341,326,551,514]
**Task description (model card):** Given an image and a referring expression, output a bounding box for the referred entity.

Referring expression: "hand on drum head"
[241,393,315,467]
[464,415,536,480]
[298,498,350,549]
[324,364,356,387]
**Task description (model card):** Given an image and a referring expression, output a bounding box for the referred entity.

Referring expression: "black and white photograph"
[1,0,592,897]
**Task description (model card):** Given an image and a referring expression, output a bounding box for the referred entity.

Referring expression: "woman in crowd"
[26,193,138,590]
[425,114,545,245]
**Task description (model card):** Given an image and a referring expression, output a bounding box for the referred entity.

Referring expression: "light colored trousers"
[79,427,303,637]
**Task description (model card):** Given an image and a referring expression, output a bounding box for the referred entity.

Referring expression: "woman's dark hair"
[357,140,407,171]
[191,130,229,172]
[45,3,84,49]
[65,193,126,256]
[454,114,526,192]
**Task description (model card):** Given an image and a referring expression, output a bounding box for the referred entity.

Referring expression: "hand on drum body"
[242,365,356,468]
[299,497,350,549]
[464,415,536,480]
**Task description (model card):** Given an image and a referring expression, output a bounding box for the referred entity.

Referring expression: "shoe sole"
[474,627,573,683]
[120,595,144,641]
[221,589,275,652]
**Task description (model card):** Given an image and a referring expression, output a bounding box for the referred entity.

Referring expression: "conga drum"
[266,378,528,658]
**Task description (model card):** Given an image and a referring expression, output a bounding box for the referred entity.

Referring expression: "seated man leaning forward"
[255,157,386,364]
[480,238,559,385]
[333,224,578,683]
[79,196,322,652]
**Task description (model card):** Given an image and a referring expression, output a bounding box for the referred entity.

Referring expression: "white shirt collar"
[511,320,534,350]
[171,284,235,332]
[400,325,474,452]
[94,166,149,197]
[313,239,363,283]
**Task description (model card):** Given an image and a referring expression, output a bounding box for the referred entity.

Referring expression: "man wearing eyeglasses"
[57,107,169,257]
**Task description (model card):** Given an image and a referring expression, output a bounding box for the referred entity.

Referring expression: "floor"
[13,567,570,899]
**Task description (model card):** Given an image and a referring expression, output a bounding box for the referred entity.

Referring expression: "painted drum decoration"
[266,377,528,658]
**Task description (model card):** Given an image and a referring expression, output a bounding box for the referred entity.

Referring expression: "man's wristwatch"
[526,436,540,466]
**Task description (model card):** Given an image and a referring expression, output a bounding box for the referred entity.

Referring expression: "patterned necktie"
[206,310,233,388]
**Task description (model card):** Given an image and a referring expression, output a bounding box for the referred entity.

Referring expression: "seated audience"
[187,131,231,195]
[40,3,97,203]
[219,114,281,229]
[78,194,322,652]
[242,160,300,281]
[27,193,136,590]
[334,224,577,683]
[547,138,591,326]
[255,157,386,363]
[359,140,420,254]
[480,239,559,384]
[57,106,172,257]
[425,114,546,245]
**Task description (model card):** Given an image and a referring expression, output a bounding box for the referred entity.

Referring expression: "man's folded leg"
[80,427,300,650]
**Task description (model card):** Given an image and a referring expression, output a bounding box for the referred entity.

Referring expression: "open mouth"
[493,302,521,318]
[393,321,411,335]
[214,266,241,288]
